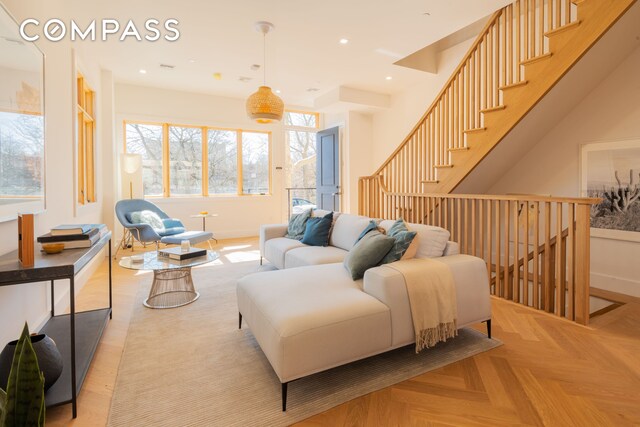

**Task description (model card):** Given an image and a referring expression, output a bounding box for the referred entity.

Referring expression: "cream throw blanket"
[386,258,458,353]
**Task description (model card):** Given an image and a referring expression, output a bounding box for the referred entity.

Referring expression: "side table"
[190,213,218,243]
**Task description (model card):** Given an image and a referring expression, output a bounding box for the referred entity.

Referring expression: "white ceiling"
[63,0,511,106]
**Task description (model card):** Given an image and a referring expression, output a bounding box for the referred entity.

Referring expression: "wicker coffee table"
[119,250,218,309]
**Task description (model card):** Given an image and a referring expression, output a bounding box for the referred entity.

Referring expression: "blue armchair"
[115,199,186,247]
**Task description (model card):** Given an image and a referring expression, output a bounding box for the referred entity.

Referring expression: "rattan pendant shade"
[246,21,283,123]
[246,86,284,123]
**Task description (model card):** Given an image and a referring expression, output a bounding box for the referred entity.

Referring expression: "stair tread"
[449,147,470,152]
[463,127,487,134]
[500,80,528,90]
[421,180,440,184]
[521,52,553,66]
[434,164,454,168]
[480,105,506,113]
[545,20,581,37]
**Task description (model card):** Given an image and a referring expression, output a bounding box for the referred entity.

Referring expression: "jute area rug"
[108,260,501,427]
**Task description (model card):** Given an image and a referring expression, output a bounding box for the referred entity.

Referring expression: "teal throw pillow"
[355,220,379,244]
[380,230,417,264]
[301,212,334,246]
[387,218,408,237]
[285,209,311,240]
[344,231,395,280]
[130,210,165,232]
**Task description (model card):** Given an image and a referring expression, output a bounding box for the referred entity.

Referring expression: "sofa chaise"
[237,211,491,410]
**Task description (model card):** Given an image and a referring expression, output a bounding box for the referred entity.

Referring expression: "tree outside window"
[208,129,238,194]
[169,126,202,195]
[284,111,319,206]
[242,132,269,195]
[125,123,163,196]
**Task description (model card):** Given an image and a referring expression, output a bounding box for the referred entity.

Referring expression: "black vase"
[0,334,63,391]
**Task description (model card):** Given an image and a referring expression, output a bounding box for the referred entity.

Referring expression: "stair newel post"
[574,203,591,325]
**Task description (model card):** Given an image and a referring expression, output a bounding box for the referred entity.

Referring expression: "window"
[125,123,164,196]
[0,112,44,197]
[77,73,96,204]
[169,126,202,195]
[241,132,270,195]
[207,129,237,194]
[124,121,271,197]
[284,110,319,205]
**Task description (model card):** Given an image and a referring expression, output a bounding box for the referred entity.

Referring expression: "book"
[157,246,207,261]
[38,224,106,243]
[51,224,94,236]
[39,231,101,250]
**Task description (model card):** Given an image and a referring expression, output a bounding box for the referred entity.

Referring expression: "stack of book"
[158,246,207,261]
[37,224,108,250]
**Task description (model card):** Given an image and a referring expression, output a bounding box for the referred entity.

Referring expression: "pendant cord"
[263,32,266,86]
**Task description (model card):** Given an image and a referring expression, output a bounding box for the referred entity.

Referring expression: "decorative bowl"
[199,211,208,215]
[42,243,64,254]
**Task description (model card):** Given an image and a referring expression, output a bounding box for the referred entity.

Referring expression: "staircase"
[359,0,636,212]
[357,0,637,325]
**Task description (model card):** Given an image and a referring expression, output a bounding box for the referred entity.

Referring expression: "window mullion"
[163,123,170,197]
[202,127,208,196]
[236,130,243,196]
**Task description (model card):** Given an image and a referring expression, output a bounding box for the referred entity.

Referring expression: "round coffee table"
[119,251,218,309]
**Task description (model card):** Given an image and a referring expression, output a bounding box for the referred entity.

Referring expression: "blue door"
[316,126,340,211]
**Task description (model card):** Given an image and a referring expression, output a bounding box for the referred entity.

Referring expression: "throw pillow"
[401,234,419,260]
[129,210,165,232]
[380,230,418,264]
[301,212,334,246]
[387,218,408,237]
[343,231,395,280]
[355,220,379,244]
[285,209,312,240]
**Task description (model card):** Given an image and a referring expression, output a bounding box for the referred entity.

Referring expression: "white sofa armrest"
[260,224,288,256]
[363,255,491,347]
[443,241,460,256]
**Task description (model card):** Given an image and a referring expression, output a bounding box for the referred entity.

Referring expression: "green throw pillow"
[130,210,165,232]
[285,209,312,240]
[343,231,395,280]
[301,212,334,246]
[380,230,417,264]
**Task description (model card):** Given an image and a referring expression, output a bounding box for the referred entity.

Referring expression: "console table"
[0,231,112,418]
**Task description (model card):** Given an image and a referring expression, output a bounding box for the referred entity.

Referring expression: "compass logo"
[19,19,180,42]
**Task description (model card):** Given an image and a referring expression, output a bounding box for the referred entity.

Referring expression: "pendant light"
[246,21,284,123]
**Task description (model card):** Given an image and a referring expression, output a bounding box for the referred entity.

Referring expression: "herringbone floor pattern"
[297,296,640,427]
[46,239,640,426]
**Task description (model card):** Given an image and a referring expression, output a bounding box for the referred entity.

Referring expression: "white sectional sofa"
[238,211,491,410]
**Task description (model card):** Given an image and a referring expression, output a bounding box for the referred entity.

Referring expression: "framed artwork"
[580,138,640,242]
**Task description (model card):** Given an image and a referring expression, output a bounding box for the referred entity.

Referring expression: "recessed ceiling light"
[188,59,196,63]
[213,73,222,80]
[385,76,392,80]
[306,87,319,92]
[275,89,281,94]
[422,12,431,16]
[339,38,349,45]
[139,69,147,74]
[250,64,261,71]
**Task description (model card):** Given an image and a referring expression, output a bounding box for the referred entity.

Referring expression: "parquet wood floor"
[45,239,640,426]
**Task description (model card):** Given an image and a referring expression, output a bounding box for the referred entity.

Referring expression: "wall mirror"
[0,2,45,221]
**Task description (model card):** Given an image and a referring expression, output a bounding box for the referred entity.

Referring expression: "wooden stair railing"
[490,227,570,313]
[363,188,600,325]
[359,0,636,211]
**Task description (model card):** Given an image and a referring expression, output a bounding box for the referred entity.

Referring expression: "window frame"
[123,120,272,198]
[76,73,96,205]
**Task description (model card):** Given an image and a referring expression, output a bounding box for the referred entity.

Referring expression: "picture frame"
[580,138,640,242]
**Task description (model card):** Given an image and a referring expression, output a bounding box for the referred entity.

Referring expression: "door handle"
[332,192,342,196]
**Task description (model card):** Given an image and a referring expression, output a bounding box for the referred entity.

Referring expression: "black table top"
[0,231,111,286]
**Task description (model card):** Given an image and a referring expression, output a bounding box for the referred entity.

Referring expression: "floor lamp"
[115,153,142,258]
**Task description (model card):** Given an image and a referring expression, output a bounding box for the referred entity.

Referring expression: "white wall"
[0,0,107,346]
[488,46,640,296]
[371,39,474,168]
[114,84,286,238]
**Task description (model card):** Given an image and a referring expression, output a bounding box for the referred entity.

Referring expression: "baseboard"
[591,271,640,298]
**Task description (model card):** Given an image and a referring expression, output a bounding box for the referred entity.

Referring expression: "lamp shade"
[246,86,284,123]
[122,153,142,174]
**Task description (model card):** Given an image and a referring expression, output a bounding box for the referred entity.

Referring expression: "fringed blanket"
[386,258,458,353]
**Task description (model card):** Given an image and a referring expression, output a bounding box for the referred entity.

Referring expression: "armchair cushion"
[129,210,165,232]
[162,218,184,229]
